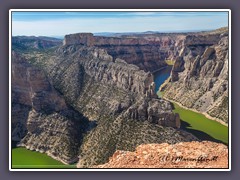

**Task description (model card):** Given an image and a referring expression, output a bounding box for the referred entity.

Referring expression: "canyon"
[63,32,186,72]
[11,27,229,168]
[62,28,228,124]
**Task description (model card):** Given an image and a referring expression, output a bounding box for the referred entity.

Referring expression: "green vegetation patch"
[165,59,175,65]
[172,102,228,145]
[157,90,166,98]
[12,147,76,169]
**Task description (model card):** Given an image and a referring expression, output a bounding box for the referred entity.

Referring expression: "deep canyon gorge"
[11,27,229,168]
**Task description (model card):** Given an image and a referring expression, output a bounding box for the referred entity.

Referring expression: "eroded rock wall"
[11,52,88,163]
[163,30,229,123]
[63,33,186,72]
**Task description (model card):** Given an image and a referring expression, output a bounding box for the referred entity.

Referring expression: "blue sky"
[12,11,229,36]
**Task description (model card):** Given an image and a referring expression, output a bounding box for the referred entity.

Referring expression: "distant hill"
[12,36,62,52]
[93,27,228,37]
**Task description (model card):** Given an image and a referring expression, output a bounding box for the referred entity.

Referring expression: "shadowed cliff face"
[12,52,68,113]
[163,29,229,123]
[11,51,89,163]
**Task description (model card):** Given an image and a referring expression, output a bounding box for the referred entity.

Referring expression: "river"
[153,66,172,93]
[153,66,228,145]
[12,147,76,168]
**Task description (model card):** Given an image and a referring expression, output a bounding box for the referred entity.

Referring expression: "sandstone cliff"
[163,28,229,124]
[94,141,228,168]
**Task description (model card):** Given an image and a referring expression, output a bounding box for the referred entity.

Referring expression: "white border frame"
[9,9,231,171]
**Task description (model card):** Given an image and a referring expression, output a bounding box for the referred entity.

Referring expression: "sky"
[11,11,229,37]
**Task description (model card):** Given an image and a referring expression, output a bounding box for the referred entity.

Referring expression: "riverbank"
[162,95,228,127]
[160,95,228,144]
[12,147,76,169]
[153,66,172,93]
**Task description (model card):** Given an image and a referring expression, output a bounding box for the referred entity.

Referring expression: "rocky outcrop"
[63,33,94,46]
[163,29,229,124]
[11,52,88,163]
[48,45,179,127]
[12,51,66,141]
[63,33,186,72]
[184,34,221,46]
[12,52,67,113]
[19,109,87,164]
[94,141,228,168]
[122,98,180,128]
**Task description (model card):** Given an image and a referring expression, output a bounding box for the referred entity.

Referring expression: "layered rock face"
[11,52,88,163]
[63,33,186,72]
[163,29,229,124]
[94,141,228,168]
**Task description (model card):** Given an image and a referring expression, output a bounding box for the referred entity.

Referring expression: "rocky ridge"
[11,51,88,163]
[46,44,180,127]
[163,28,229,124]
[63,33,186,72]
[94,141,228,168]
[12,36,62,51]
